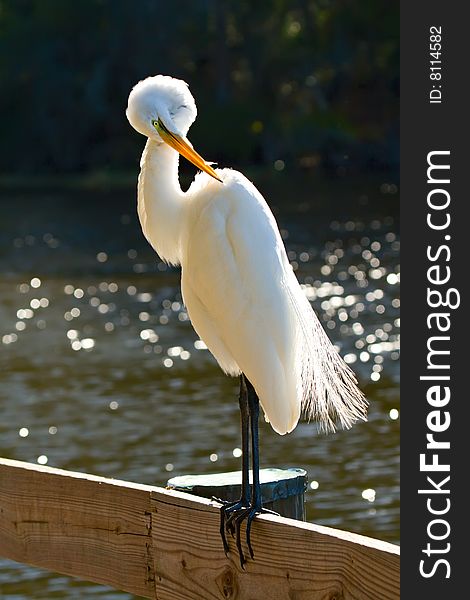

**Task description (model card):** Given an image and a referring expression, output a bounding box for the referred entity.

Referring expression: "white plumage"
[127,75,367,437]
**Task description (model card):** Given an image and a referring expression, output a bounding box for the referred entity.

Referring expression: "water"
[0,178,399,598]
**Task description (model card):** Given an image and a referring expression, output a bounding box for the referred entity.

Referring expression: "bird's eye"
[152,119,167,135]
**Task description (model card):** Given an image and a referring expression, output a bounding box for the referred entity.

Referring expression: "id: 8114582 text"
[429,26,443,104]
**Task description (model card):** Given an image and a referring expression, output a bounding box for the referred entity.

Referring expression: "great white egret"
[126,74,367,565]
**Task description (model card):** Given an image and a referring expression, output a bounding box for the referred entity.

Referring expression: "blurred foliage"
[0,0,398,176]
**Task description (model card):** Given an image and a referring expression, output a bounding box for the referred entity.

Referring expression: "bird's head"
[126,75,222,182]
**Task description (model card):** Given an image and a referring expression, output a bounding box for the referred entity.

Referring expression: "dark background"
[0,0,398,180]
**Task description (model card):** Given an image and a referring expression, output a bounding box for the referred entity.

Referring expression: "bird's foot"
[217,498,249,555]
[218,498,278,568]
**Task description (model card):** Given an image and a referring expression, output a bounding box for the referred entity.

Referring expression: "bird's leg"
[248,379,261,509]
[232,378,278,565]
[233,379,262,562]
[239,375,251,506]
[219,374,251,554]
[221,376,277,566]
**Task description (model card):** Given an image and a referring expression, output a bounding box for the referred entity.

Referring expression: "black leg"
[239,376,251,504]
[219,375,278,566]
[232,378,264,561]
[247,378,261,507]
[219,375,250,553]
[245,379,261,559]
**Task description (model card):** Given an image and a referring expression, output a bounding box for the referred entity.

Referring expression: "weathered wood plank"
[0,458,156,598]
[151,488,400,600]
[0,458,400,599]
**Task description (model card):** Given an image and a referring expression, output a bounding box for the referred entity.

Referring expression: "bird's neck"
[138,139,185,265]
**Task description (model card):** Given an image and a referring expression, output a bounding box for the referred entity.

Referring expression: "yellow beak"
[155,119,223,183]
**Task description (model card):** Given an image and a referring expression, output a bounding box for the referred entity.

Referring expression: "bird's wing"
[183,170,367,435]
[182,172,300,433]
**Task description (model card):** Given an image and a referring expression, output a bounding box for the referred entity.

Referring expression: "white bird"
[126,74,367,565]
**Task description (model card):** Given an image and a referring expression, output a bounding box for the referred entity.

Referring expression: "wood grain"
[151,487,399,600]
[0,458,156,598]
[0,458,399,599]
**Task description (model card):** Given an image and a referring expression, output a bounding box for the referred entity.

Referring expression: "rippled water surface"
[0,178,399,598]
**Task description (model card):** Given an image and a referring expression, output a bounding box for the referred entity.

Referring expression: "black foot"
[219,499,278,567]
[217,498,249,556]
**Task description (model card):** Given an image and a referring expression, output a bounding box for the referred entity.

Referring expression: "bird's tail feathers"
[286,279,368,432]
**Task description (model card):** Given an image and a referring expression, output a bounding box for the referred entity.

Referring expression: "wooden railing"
[0,457,399,599]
